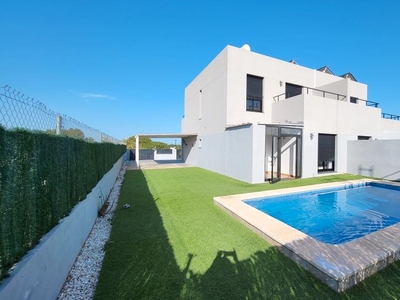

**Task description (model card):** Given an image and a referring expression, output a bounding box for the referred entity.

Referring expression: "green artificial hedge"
[0,127,126,280]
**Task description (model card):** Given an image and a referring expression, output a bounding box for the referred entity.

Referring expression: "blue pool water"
[245,182,400,244]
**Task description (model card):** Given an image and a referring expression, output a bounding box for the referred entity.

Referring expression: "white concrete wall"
[348,140,400,181]
[314,69,343,87]
[280,137,297,177]
[0,156,124,300]
[315,77,368,103]
[194,124,265,183]
[198,132,227,175]
[347,78,368,101]
[303,95,381,136]
[182,48,228,135]
[225,125,257,183]
[315,78,348,99]
[251,125,267,183]
[301,130,319,178]
[271,95,304,125]
[182,136,198,165]
[379,118,400,139]
[336,135,349,174]
[154,148,177,160]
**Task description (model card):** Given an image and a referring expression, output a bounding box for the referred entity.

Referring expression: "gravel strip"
[57,164,127,300]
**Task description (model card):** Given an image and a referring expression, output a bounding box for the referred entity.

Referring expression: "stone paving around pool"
[214,179,400,292]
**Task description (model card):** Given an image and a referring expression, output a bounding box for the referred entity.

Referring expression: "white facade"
[182,45,400,183]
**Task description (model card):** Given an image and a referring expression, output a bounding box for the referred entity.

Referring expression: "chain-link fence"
[0,85,123,144]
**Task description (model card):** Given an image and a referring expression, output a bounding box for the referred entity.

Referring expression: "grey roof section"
[340,72,357,82]
[317,66,334,75]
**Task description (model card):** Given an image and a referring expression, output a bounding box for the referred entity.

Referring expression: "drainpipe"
[135,135,140,168]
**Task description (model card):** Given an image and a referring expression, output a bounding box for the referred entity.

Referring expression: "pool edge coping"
[213,179,400,292]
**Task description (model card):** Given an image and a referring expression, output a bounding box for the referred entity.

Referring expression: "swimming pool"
[214,180,400,292]
[244,182,400,244]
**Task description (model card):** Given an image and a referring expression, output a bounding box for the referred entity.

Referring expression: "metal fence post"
[56,115,62,135]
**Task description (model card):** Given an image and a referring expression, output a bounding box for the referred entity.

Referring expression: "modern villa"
[180,45,400,183]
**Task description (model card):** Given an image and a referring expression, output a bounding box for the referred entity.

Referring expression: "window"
[246,75,263,112]
[350,97,358,104]
[285,83,303,98]
[318,134,335,172]
[358,136,371,140]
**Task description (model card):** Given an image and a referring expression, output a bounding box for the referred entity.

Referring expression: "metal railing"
[273,87,384,110]
[272,86,400,121]
[354,98,379,107]
[273,86,346,102]
[0,85,123,144]
[382,113,400,120]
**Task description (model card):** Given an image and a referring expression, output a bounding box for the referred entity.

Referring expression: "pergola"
[134,133,197,168]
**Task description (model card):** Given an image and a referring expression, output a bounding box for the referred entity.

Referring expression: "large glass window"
[318,134,335,172]
[246,75,263,112]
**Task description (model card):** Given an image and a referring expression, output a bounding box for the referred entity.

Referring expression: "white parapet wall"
[153,148,177,160]
[0,155,125,300]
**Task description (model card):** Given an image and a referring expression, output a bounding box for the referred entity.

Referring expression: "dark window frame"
[246,74,263,112]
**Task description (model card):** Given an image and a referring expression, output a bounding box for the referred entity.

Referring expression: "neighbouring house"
[181,44,400,183]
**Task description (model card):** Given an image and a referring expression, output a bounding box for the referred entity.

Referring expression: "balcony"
[273,86,380,107]
[273,86,346,102]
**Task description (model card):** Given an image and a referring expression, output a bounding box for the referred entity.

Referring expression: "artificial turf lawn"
[94,168,400,299]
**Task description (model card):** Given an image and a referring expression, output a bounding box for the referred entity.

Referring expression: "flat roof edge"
[135,133,197,138]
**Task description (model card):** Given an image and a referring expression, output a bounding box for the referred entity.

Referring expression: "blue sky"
[1,0,399,141]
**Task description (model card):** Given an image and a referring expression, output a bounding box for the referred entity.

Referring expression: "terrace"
[272,86,400,121]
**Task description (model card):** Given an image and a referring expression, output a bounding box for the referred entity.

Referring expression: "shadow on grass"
[95,170,400,300]
[181,248,333,299]
[94,170,184,299]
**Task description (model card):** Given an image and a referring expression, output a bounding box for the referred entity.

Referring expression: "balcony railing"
[273,88,381,108]
[382,113,400,120]
[354,98,379,107]
[273,86,346,102]
[273,86,400,121]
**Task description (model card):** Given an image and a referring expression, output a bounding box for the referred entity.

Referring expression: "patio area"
[126,160,193,170]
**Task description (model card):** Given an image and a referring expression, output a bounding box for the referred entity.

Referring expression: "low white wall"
[348,140,400,181]
[225,124,256,183]
[198,132,226,175]
[154,148,177,160]
[0,155,125,300]
[196,124,265,184]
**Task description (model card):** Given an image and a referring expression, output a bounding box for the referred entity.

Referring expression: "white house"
[181,45,400,183]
